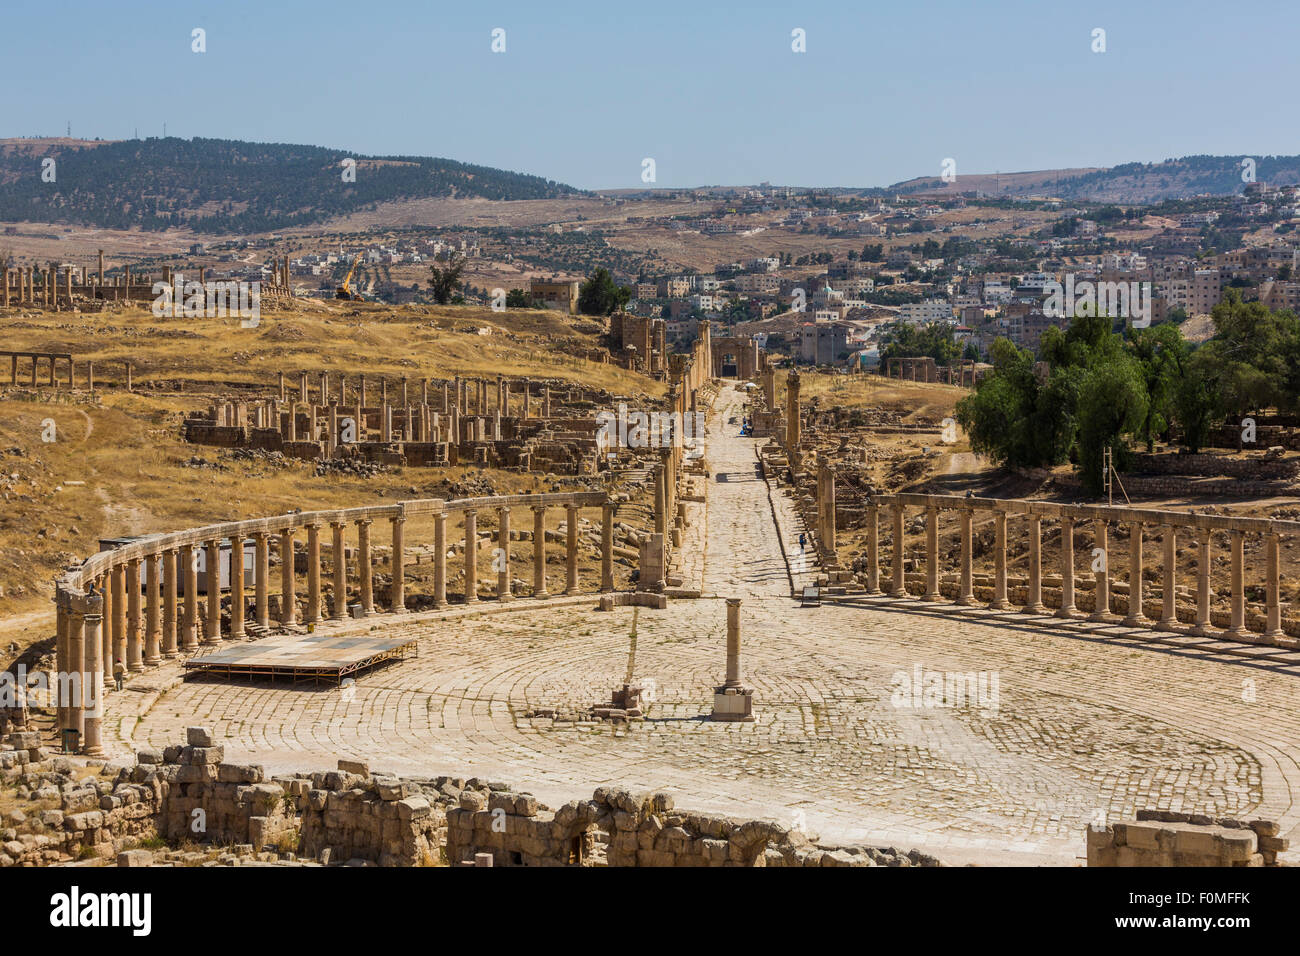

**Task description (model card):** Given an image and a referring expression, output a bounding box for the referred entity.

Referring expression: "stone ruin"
[1,727,945,868]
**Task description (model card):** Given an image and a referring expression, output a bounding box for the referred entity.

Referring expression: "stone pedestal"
[711,598,755,722]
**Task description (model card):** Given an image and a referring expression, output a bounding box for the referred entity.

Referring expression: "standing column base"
[1154,617,1180,632]
[710,685,755,722]
[1020,602,1048,614]
[1054,605,1081,619]
[1188,622,1212,637]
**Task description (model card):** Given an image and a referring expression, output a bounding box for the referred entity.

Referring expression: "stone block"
[186,727,214,747]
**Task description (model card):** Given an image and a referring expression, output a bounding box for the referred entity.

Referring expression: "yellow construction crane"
[335,253,364,300]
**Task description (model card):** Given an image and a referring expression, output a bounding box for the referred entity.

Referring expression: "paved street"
[107,386,1300,865]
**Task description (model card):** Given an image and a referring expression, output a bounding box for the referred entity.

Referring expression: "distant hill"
[0,137,585,233]
[891,155,1300,203]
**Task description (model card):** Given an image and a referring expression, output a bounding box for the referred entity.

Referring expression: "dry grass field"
[0,300,661,655]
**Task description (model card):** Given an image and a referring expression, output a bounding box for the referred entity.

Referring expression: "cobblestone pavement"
[111,386,1300,865]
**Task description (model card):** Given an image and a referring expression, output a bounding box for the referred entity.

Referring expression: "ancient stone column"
[55,596,70,731]
[280,529,297,626]
[890,501,906,596]
[920,506,941,601]
[725,599,742,686]
[855,502,876,595]
[81,596,105,756]
[305,523,322,625]
[161,549,177,658]
[1225,530,1246,639]
[229,536,245,640]
[654,465,667,536]
[990,510,1008,610]
[957,507,974,605]
[1156,525,1178,631]
[533,505,548,597]
[357,520,373,615]
[711,598,754,722]
[126,558,143,671]
[1023,513,1046,613]
[433,511,448,608]
[464,510,479,602]
[181,545,199,652]
[1191,535,1212,636]
[110,564,126,676]
[565,504,579,594]
[1124,520,1147,626]
[1264,531,1284,642]
[331,522,347,620]
[66,601,85,739]
[254,532,270,629]
[1056,516,1078,618]
[496,507,512,601]
[144,552,161,665]
[1089,519,1111,621]
[785,370,801,463]
[390,516,407,612]
[204,539,222,643]
[819,460,837,558]
[601,502,615,593]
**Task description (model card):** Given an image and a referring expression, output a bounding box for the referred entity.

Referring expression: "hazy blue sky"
[5,0,1299,190]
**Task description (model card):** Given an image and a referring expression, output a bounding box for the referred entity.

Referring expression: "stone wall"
[1127,451,1299,480]
[1,728,944,868]
[1087,811,1288,866]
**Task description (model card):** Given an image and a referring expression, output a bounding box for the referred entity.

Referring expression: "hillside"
[0,137,586,234]
[0,299,661,650]
[891,154,1300,203]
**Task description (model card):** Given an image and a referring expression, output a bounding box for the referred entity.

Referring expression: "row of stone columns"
[1,262,145,308]
[863,500,1287,644]
[54,497,624,748]
[3,352,75,388]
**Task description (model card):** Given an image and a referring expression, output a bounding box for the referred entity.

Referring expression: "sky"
[4,0,1300,191]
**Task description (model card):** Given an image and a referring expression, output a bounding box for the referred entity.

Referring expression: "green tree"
[506,288,538,308]
[577,267,631,316]
[1127,323,1186,452]
[1076,355,1149,494]
[427,257,466,305]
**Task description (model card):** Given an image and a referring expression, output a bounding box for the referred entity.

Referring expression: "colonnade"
[857,493,1295,646]
[51,491,617,755]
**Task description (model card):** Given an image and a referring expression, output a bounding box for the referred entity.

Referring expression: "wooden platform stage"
[182,632,418,685]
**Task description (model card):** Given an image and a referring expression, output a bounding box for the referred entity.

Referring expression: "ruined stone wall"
[2,728,944,868]
[1088,811,1287,866]
[1127,452,1299,480]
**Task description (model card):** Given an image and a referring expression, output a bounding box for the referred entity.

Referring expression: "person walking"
[113,658,125,692]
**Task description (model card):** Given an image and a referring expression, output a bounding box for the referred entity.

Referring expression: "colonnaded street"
[101,387,1300,866]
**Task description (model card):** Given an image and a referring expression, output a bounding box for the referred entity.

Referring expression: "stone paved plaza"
[101,387,1300,866]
